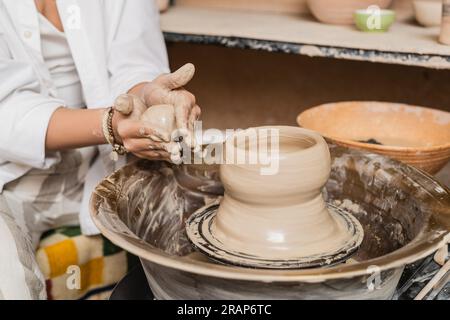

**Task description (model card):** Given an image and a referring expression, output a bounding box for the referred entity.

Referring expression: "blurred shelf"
[161,6,450,69]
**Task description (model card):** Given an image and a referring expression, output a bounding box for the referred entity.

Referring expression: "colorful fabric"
[0,150,94,300]
[36,226,134,300]
[0,149,133,299]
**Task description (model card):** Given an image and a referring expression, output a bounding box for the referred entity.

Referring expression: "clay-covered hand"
[112,95,172,161]
[137,63,201,146]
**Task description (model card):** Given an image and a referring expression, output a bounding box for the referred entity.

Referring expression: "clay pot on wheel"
[186,126,364,269]
[307,0,393,24]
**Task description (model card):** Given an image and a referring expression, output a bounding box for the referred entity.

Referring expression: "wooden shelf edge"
[163,32,450,70]
[161,6,450,70]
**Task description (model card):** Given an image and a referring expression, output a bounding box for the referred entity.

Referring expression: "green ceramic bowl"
[354,9,396,32]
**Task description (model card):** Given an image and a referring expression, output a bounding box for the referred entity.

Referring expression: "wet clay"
[114,95,181,159]
[140,104,177,142]
[141,105,183,161]
[114,94,176,142]
[186,126,364,268]
[216,126,361,258]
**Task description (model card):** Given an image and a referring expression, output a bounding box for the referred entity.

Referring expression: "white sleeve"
[107,0,170,97]
[0,32,63,168]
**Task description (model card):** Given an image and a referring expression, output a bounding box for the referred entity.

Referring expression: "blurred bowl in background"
[307,0,393,25]
[354,9,396,32]
[390,0,415,21]
[413,0,442,27]
[297,101,450,174]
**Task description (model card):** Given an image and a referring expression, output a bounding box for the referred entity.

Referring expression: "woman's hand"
[136,63,201,146]
[45,64,201,158]
[112,101,172,161]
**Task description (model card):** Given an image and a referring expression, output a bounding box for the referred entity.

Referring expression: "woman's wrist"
[47,107,112,151]
[111,107,126,144]
[101,107,128,160]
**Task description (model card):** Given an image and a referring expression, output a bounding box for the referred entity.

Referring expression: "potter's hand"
[112,96,171,161]
[137,63,201,146]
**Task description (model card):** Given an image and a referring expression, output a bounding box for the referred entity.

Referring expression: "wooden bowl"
[297,101,450,174]
[306,0,393,25]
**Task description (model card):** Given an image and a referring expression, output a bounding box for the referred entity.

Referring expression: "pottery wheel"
[186,203,364,269]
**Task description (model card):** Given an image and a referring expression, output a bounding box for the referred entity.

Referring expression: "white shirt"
[38,12,98,199]
[38,13,84,108]
[0,0,170,234]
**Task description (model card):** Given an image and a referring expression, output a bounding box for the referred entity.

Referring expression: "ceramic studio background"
[168,42,450,129]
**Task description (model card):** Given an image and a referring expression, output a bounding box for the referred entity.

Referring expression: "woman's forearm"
[43,68,198,157]
[45,107,107,151]
[44,83,148,152]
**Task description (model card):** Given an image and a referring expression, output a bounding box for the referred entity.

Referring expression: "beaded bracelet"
[102,107,127,161]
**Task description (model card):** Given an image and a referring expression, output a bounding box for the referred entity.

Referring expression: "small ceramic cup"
[354,8,396,32]
[307,0,393,25]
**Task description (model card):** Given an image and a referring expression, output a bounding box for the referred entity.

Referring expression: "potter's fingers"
[117,120,166,142]
[136,124,167,142]
[188,104,201,132]
[137,124,169,142]
[131,94,148,115]
[154,125,172,143]
[166,141,183,155]
[173,102,192,133]
[186,105,201,148]
[123,139,169,154]
[114,94,147,120]
[155,63,195,90]
[114,94,134,115]
[163,89,196,131]
[166,141,184,165]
